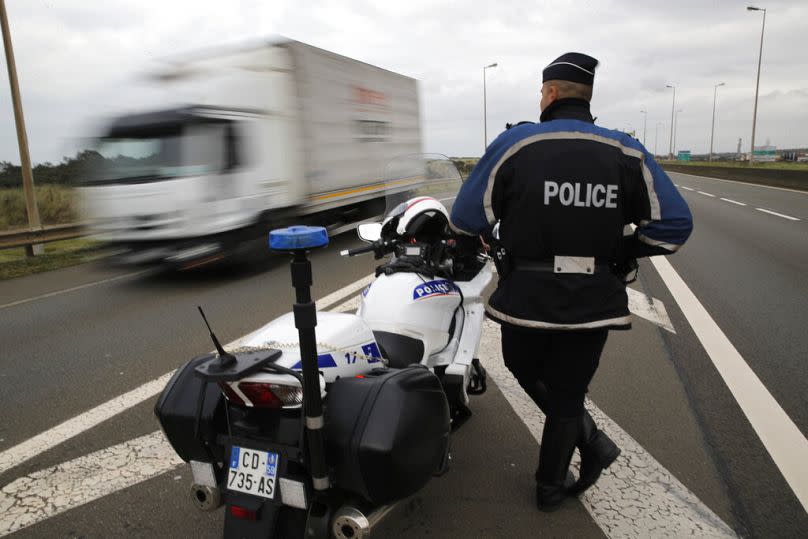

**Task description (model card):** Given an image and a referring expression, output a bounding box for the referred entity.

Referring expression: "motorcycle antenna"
[197,306,236,367]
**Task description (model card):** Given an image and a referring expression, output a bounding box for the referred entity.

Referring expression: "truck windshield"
[90,123,227,184]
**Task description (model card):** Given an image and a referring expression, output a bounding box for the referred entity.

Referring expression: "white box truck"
[80,38,421,268]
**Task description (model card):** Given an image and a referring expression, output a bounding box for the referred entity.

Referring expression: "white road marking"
[0,270,152,311]
[437,196,457,203]
[0,275,374,477]
[479,320,736,538]
[626,287,675,333]
[0,431,181,537]
[315,273,374,311]
[755,208,800,221]
[649,255,808,513]
[669,171,808,195]
[0,286,734,537]
[673,179,800,220]
[0,372,175,475]
[680,186,694,191]
[0,276,748,537]
[0,292,365,536]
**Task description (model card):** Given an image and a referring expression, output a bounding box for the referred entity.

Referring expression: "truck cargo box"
[81,38,422,267]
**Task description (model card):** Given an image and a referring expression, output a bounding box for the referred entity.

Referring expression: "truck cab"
[82,106,300,266]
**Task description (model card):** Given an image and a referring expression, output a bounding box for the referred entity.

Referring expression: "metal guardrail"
[0,223,85,249]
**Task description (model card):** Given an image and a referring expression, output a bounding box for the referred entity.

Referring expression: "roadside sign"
[753,145,777,162]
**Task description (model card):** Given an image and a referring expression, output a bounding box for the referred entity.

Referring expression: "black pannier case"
[154,354,226,463]
[325,366,450,504]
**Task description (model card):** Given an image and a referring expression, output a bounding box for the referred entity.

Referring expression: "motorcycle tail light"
[229,505,257,520]
[237,381,303,409]
[217,381,246,406]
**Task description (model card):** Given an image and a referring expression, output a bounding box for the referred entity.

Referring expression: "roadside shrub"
[0,185,77,229]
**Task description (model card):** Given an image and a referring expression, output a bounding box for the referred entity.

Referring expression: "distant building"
[779,148,808,162]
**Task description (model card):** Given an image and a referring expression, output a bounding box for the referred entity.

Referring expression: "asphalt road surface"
[0,173,806,537]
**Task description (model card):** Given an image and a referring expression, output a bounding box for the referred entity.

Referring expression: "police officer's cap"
[542,52,598,86]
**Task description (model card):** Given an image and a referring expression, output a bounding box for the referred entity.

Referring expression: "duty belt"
[514,256,611,275]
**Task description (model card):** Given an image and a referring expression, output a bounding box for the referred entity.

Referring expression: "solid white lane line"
[0,292,362,536]
[1,292,735,538]
[0,270,152,311]
[315,273,373,311]
[649,255,808,513]
[478,320,736,537]
[0,275,374,477]
[698,191,716,197]
[720,197,747,206]
[0,272,670,483]
[0,372,175,475]
[626,287,675,333]
[755,208,800,221]
[680,186,695,191]
[0,431,181,537]
[669,171,808,195]
[437,196,457,203]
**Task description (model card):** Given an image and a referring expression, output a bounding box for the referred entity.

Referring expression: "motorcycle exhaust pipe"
[331,504,396,539]
[189,483,222,512]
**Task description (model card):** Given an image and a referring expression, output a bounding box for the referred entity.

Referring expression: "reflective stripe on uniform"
[638,233,681,252]
[481,130,662,226]
[486,303,632,330]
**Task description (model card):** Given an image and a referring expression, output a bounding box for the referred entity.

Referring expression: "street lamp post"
[0,0,42,256]
[640,109,647,146]
[673,109,683,158]
[747,6,767,165]
[666,84,676,159]
[709,82,726,162]
[483,62,498,151]
[655,122,663,158]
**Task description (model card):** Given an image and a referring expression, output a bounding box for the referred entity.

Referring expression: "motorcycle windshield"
[381,154,463,222]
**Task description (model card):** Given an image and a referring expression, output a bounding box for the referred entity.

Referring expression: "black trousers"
[500,325,608,418]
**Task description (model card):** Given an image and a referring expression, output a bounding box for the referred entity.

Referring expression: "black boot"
[535,415,579,512]
[569,411,621,496]
[532,380,620,496]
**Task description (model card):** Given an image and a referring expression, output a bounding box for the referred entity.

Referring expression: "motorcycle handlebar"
[340,239,400,258]
[340,243,378,257]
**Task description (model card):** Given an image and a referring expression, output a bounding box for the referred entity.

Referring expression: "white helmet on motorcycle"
[383,196,450,238]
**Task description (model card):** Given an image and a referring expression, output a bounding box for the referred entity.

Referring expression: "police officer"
[450,52,693,511]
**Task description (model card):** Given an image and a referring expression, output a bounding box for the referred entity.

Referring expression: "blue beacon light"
[269,225,329,251]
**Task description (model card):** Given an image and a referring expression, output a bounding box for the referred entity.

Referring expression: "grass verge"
[0,185,77,229]
[658,160,808,171]
[0,238,101,280]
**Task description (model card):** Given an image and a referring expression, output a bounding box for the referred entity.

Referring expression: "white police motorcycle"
[155,155,492,538]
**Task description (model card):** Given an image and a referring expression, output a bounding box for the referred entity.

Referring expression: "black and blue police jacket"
[450,98,693,331]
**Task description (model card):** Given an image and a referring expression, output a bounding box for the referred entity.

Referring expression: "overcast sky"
[0,0,806,164]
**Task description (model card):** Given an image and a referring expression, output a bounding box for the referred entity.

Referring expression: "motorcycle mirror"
[357,223,382,243]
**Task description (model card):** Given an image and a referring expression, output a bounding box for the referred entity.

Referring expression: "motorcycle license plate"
[227,446,279,500]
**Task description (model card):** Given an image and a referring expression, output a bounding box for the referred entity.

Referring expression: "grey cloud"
[0,0,805,164]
